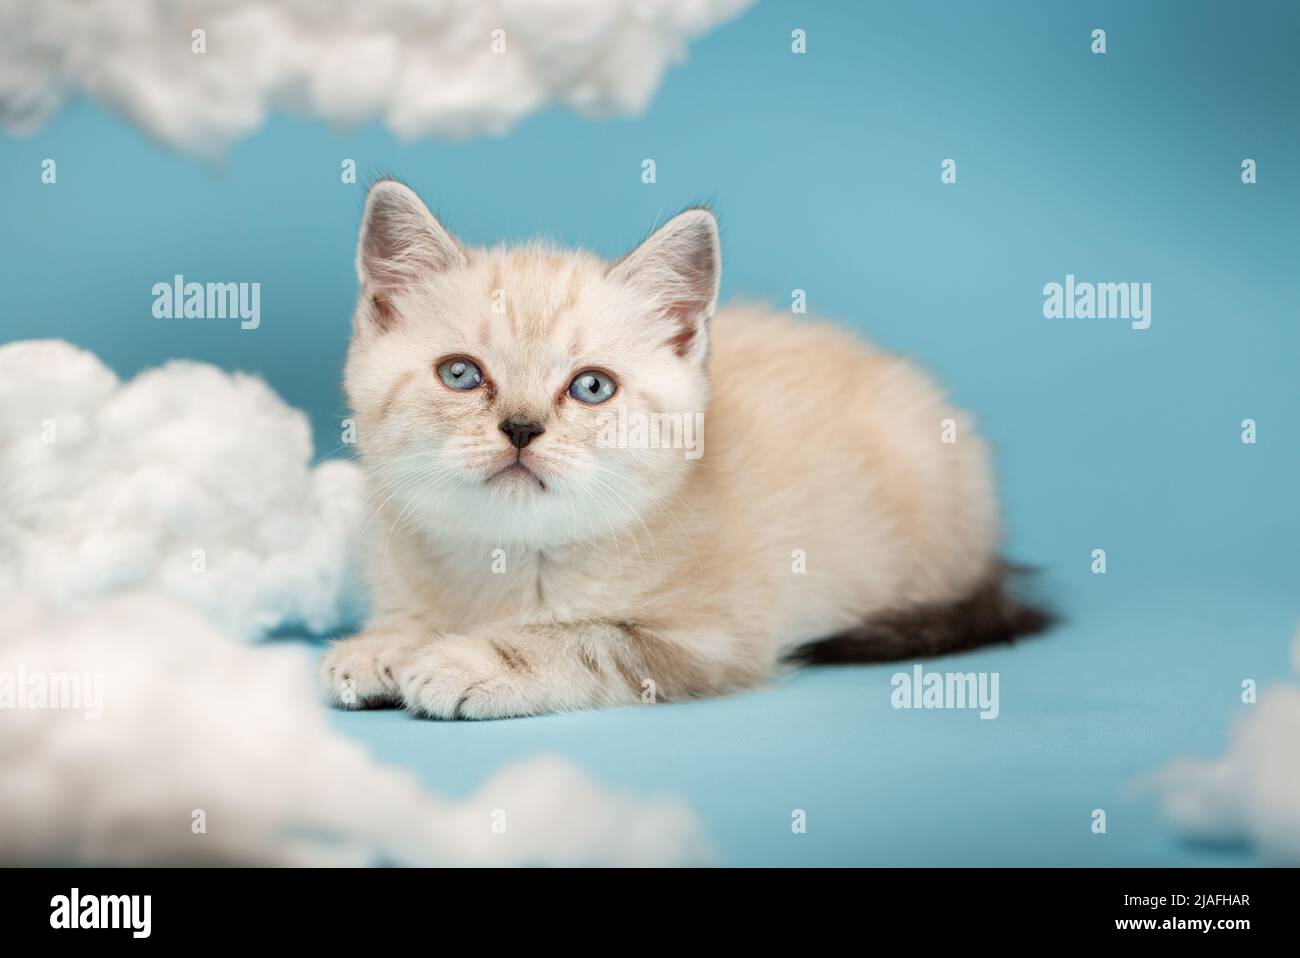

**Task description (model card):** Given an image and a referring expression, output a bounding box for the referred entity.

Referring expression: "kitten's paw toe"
[337,676,359,707]
[321,634,408,709]
[397,644,515,720]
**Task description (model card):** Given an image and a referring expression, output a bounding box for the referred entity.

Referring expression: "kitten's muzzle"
[500,418,545,449]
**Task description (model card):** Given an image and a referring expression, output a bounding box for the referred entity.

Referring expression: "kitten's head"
[345,180,720,548]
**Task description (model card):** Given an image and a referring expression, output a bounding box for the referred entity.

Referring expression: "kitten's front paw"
[321,628,422,709]
[396,637,532,720]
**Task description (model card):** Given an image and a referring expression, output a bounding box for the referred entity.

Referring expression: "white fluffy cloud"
[0,339,366,640]
[0,593,710,865]
[1148,629,1300,864]
[0,0,752,155]
[0,340,710,865]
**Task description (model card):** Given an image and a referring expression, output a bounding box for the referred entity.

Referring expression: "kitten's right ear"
[607,208,720,361]
[356,180,466,329]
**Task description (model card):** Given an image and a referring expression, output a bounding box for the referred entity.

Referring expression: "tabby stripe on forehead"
[562,266,584,350]
[379,369,416,420]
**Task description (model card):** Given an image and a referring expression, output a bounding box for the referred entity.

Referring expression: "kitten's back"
[697,306,1050,658]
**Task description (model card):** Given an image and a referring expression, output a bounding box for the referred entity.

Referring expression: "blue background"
[3,0,1297,865]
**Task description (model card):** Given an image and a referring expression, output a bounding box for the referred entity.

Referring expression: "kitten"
[322,180,1051,719]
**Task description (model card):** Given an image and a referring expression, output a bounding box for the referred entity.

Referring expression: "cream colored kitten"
[322,180,1050,719]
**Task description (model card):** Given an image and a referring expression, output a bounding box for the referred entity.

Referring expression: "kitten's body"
[324,182,1048,718]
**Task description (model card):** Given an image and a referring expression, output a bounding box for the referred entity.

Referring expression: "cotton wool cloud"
[1147,628,1300,865]
[0,339,366,640]
[0,593,711,866]
[0,0,753,156]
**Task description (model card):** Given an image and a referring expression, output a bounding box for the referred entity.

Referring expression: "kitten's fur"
[323,180,1050,719]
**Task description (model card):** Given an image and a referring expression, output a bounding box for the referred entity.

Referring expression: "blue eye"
[437,358,484,390]
[568,370,617,404]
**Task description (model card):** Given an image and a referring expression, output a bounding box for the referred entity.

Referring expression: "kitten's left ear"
[608,208,720,360]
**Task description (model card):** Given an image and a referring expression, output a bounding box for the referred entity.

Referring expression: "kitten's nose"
[500,418,545,449]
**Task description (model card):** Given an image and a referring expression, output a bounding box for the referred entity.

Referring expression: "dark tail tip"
[787,562,1056,665]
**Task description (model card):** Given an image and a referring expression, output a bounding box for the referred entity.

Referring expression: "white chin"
[486,464,546,491]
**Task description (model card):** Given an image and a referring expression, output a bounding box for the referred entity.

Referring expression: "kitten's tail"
[787,562,1055,664]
